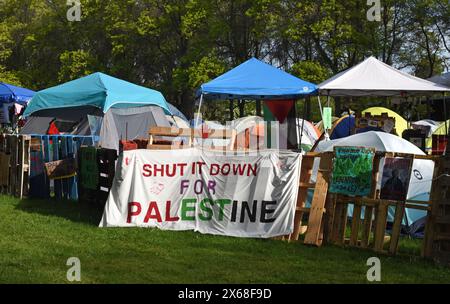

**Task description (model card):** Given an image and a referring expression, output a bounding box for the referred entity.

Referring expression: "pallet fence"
[0,134,31,198]
[325,152,438,255]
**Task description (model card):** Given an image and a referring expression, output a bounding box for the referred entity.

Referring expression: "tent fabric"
[167,115,190,128]
[412,119,440,138]
[428,72,450,87]
[0,82,35,105]
[99,105,171,152]
[362,107,408,136]
[167,102,188,121]
[318,57,450,96]
[313,131,433,227]
[20,106,103,136]
[296,119,320,151]
[198,58,317,100]
[425,119,450,151]
[24,72,171,117]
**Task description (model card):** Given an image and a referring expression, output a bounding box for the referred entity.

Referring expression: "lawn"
[0,195,449,284]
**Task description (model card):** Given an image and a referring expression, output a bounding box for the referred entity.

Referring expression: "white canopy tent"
[318,57,450,97]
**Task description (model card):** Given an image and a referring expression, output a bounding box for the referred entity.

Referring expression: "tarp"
[318,57,450,96]
[0,82,35,105]
[198,58,317,100]
[362,107,408,136]
[24,72,171,117]
[314,131,433,227]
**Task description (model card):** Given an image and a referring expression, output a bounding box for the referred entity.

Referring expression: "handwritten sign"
[329,146,375,197]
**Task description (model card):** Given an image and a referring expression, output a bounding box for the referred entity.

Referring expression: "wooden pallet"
[423,154,450,264]
[147,126,236,151]
[325,152,435,255]
[0,134,31,199]
[281,152,331,246]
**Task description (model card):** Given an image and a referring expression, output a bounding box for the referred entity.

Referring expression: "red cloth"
[264,100,294,123]
[47,121,60,135]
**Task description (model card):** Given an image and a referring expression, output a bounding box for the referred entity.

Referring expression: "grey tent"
[21,105,171,151]
[99,106,170,151]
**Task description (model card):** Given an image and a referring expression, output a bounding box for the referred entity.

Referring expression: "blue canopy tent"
[24,72,171,117]
[197,58,317,100]
[0,82,35,105]
[0,82,35,124]
[196,58,317,149]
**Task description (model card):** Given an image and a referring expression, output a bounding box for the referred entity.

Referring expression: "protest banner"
[329,146,375,197]
[380,157,413,201]
[100,148,301,238]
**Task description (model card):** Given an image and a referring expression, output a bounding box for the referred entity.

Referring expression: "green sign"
[329,146,375,197]
[323,107,332,130]
[80,147,98,190]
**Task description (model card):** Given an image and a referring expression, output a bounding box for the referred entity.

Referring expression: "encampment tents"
[296,119,321,151]
[196,57,317,149]
[0,82,35,124]
[425,119,450,153]
[21,73,173,150]
[362,107,408,136]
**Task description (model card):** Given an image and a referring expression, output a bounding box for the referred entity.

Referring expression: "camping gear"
[21,73,173,151]
[197,57,317,100]
[0,82,35,105]
[313,131,434,230]
[0,82,35,124]
[318,57,450,96]
[411,119,439,137]
[23,72,171,117]
[196,57,317,149]
[425,119,450,154]
[361,107,408,137]
[296,118,321,151]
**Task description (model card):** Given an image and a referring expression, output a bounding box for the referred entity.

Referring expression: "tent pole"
[299,98,306,152]
[195,94,204,128]
[443,93,448,136]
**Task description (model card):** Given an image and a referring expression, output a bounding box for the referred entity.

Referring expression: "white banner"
[99,148,302,238]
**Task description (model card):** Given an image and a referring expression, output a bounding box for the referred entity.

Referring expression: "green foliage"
[0,0,448,120]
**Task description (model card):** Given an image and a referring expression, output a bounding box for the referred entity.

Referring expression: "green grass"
[0,195,449,284]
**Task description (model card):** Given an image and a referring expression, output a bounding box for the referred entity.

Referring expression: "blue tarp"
[24,72,171,117]
[198,58,317,100]
[0,82,35,105]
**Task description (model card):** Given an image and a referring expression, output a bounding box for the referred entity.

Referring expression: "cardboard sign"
[323,107,332,130]
[329,146,375,197]
[44,158,77,180]
[380,157,413,201]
